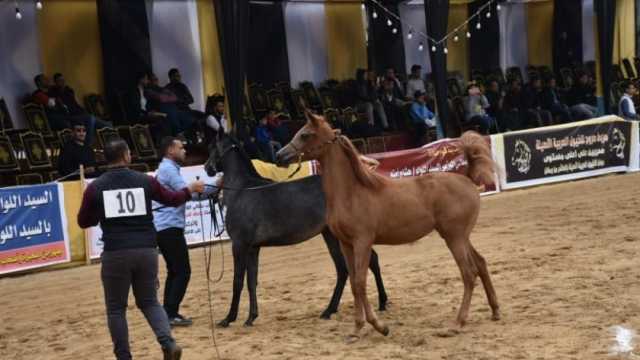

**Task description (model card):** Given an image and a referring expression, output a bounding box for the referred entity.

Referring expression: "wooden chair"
[58,128,73,145]
[48,170,60,182]
[367,136,386,154]
[19,131,52,170]
[97,127,121,150]
[0,134,19,173]
[300,81,323,110]
[22,103,53,137]
[0,98,13,133]
[341,107,359,131]
[16,173,44,185]
[290,90,308,120]
[323,108,342,130]
[248,84,269,115]
[130,124,157,160]
[319,87,339,109]
[267,88,291,117]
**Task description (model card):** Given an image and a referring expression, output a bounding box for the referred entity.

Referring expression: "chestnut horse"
[276,112,500,341]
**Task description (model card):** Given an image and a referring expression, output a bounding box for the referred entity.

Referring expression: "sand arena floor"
[1,173,640,359]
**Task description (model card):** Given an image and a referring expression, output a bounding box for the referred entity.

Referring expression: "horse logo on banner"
[511,139,532,174]
[609,128,626,159]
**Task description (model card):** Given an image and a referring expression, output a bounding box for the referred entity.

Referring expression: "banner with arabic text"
[0,183,70,275]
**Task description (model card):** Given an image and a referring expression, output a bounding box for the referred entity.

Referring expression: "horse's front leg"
[353,241,388,336]
[338,241,365,343]
[218,243,247,328]
[244,247,260,327]
[321,229,349,319]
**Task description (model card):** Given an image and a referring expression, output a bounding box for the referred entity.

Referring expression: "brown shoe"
[163,343,182,360]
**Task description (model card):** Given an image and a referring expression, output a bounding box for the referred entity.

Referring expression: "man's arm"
[149,176,191,206]
[77,183,99,228]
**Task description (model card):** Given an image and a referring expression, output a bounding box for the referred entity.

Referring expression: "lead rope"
[197,181,222,360]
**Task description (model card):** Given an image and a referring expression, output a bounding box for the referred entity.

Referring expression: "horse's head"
[204,132,241,177]
[276,109,339,166]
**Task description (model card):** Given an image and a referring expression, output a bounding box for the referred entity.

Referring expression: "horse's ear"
[305,109,321,126]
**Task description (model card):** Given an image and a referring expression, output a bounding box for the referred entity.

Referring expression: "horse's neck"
[223,152,269,187]
[319,142,359,209]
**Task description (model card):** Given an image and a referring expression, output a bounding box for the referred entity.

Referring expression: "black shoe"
[163,343,182,360]
[169,315,193,327]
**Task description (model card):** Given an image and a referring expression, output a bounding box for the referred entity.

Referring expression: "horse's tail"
[459,131,496,187]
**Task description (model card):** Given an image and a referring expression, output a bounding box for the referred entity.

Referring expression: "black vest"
[93,168,155,251]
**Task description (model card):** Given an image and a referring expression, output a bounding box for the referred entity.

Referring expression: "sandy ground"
[2,173,640,360]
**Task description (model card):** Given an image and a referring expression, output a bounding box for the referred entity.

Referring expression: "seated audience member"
[385,68,405,100]
[618,80,640,120]
[380,78,407,130]
[165,68,210,139]
[255,116,281,163]
[567,71,598,120]
[50,73,112,144]
[502,79,527,131]
[145,73,194,140]
[406,64,426,100]
[463,83,497,134]
[355,69,389,130]
[57,120,96,177]
[126,72,171,143]
[522,76,553,127]
[31,74,72,131]
[264,109,289,144]
[484,79,505,130]
[204,97,230,142]
[409,90,436,145]
[540,76,573,124]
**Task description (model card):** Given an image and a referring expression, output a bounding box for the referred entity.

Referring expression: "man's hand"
[188,180,205,194]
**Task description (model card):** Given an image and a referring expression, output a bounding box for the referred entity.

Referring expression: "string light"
[392,27,398,34]
[361,3,365,10]
[387,18,392,27]
[466,31,472,38]
[431,44,437,52]
[486,11,491,18]
[453,34,459,42]
[497,3,501,11]
[372,10,378,19]
[418,42,424,51]
[476,21,482,30]
[407,29,414,40]
[36,1,43,10]
[15,7,21,20]
[444,47,449,54]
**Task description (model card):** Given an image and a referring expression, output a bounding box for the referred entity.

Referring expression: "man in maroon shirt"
[78,138,204,360]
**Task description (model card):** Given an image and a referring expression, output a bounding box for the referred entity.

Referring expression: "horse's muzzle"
[275,146,296,167]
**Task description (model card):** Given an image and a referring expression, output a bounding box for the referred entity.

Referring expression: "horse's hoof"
[491,311,501,321]
[378,304,387,312]
[320,311,333,320]
[217,319,231,328]
[344,334,360,344]
[243,321,254,327]
[380,325,390,336]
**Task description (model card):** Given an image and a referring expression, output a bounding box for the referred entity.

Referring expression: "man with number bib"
[78,138,204,360]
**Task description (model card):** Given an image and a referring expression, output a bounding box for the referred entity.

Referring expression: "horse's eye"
[301,133,313,141]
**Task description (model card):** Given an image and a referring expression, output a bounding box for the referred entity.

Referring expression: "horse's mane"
[224,137,272,184]
[336,135,388,190]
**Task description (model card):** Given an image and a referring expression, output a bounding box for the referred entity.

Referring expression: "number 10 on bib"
[103,188,147,218]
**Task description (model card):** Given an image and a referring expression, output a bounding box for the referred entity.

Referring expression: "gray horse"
[204,133,388,327]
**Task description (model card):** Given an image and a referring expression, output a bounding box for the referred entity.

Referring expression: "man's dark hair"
[34,74,44,87]
[622,80,635,92]
[104,138,129,164]
[168,68,179,78]
[410,64,421,73]
[159,136,179,157]
[53,73,63,82]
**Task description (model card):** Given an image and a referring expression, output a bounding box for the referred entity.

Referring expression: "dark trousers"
[157,227,191,318]
[101,248,174,360]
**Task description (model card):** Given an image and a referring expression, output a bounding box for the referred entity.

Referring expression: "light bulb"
[361,3,365,10]
[392,27,398,34]
[372,11,378,19]
[497,4,501,11]
[486,11,491,18]
[407,30,413,40]
[444,47,449,54]
[15,7,21,20]
[466,31,471,38]
[387,19,392,27]
[36,1,43,10]
[431,45,436,52]
[454,35,459,42]
[476,22,482,30]
[418,42,424,51]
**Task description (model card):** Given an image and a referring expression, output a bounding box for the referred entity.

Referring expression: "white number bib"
[103,188,147,218]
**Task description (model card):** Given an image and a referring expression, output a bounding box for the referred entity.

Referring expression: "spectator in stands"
[380,78,407,130]
[522,76,553,127]
[125,72,171,144]
[50,73,112,144]
[355,69,389,130]
[618,80,639,120]
[385,68,405,99]
[57,119,96,177]
[264,109,289,144]
[255,116,281,163]
[406,64,426,100]
[567,71,598,120]
[204,96,229,143]
[165,68,209,141]
[145,73,195,141]
[463,83,497,134]
[485,79,503,127]
[540,76,573,124]
[31,74,71,131]
[409,90,436,145]
[502,79,527,130]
